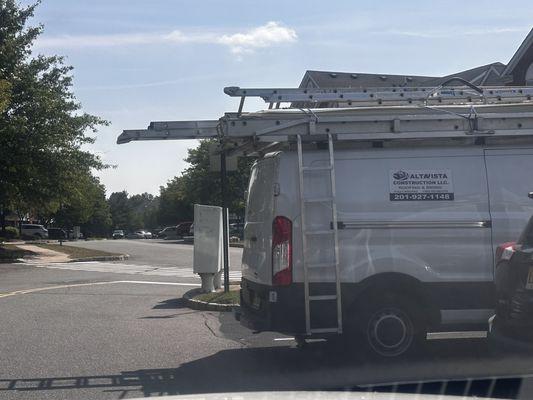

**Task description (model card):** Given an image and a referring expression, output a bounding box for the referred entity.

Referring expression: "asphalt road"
[3,259,533,399]
[65,239,243,270]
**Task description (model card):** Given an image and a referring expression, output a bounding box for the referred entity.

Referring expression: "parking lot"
[1,239,533,399]
[65,238,243,271]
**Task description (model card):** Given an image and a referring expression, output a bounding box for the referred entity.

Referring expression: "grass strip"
[34,243,120,259]
[193,289,240,305]
[0,244,35,262]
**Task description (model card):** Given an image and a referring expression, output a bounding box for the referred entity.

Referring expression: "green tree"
[158,177,192,226]
[0,1,108,234]
[128,192,158,229]
[0,80,10,112]
[52,174,112,237]
[108,191,131,230]
[157,140,254,225]
[108,191,160,232]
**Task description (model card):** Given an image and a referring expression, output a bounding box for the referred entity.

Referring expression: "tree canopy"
[107,191,159,232]
[0,1,108,233]
[157,140,254,226]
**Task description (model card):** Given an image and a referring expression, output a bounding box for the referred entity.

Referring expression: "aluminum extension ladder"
[297,133,342,335]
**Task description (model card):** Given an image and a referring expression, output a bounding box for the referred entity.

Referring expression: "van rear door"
[242,155,279,284]
[485,148,533,252]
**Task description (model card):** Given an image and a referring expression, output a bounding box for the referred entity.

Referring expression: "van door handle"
[529,192,533,199]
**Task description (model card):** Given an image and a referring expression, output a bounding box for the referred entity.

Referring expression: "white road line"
[118,280,199,286]
[0,280,200,299]
[24,261,242,280]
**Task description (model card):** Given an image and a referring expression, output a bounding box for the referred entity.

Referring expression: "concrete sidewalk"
[16,244,70,263]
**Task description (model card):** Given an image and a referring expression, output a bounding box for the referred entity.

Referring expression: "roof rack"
[117,79,533,153]
[224,77,533,111]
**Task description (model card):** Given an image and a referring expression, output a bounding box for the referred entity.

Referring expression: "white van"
[239,143,533,356]
[116,82,533,356]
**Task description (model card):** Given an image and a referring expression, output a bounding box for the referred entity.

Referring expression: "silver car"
[21,224,48,239]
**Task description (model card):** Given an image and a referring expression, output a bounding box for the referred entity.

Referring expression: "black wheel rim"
[367,307,414,357]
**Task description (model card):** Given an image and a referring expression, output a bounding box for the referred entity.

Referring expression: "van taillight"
[496,241,517,262]
[272,216,292,286]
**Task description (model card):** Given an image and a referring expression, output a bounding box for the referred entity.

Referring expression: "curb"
[229,243,244,248]
[69,254,129,263]
[183,288,240,312]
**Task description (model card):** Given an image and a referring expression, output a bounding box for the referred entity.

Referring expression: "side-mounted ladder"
[297,133,342,334]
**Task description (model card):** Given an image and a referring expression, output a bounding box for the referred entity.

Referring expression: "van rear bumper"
[239,277,495,335]
[239,278,306,335]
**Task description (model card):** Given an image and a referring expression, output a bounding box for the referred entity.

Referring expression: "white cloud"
[217,21,297,54]
[36,22,297,55]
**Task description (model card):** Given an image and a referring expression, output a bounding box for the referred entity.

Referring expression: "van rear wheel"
[350,296,425,358]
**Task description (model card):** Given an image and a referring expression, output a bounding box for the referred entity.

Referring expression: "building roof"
[300,29,533,90]
[300,62,509,89]
[301,70,438,89]
[430,62,508,86]
[503,28,533,76]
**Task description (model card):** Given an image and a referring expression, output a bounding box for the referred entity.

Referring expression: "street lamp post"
[220,144,230,293]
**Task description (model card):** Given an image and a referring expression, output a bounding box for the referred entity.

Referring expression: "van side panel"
[241,147,500,333]
[485,148,533,254]
[287,148,493,286]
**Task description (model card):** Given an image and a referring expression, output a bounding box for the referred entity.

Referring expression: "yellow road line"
[0,280,199,299]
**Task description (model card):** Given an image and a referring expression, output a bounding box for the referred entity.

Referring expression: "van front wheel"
[353,296,424,358]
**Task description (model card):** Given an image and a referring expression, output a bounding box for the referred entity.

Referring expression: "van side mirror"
[528,192,533,199]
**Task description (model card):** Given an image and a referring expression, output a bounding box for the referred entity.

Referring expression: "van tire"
[348,295,426,358]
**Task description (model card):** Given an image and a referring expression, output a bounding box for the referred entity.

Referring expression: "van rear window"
[246,160,276,222]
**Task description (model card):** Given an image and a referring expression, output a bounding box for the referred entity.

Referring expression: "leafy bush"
[3,226,19,240]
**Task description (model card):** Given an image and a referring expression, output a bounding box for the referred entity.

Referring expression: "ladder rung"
[309,295,337,301]
[302,165,332,172]
[305,229,334,236]
[304,196,333,203]
[310,327,340,334]
[307,262,336,269]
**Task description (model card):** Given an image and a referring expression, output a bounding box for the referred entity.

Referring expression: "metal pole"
[220,145,230,292]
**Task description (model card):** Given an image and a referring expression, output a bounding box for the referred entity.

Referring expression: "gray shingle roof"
[300,62,509,90]
[302,70,437,88]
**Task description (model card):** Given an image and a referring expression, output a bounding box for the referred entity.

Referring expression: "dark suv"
[47,228,66,240]
[176,222,192,237]
[491,216,533,344]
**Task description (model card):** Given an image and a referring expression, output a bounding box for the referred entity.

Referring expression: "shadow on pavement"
[2,340,533,398]
[152,298,189,310]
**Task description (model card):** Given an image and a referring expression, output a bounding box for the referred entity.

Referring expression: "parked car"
[176,222,193,237]
[151,228,162,238]
[140,230,152,239]
[158,226,178,240]
[229,222,244,240]
[112,229,125,239]
[21,224,48,239]
[47,228,66,240]
[128,230,152,239]
[65,229,84,240]
[490,216,533,346]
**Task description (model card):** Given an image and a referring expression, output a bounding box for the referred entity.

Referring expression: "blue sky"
[29,0,533,196]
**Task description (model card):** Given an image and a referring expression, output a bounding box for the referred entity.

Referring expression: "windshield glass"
[3,1,533,400]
